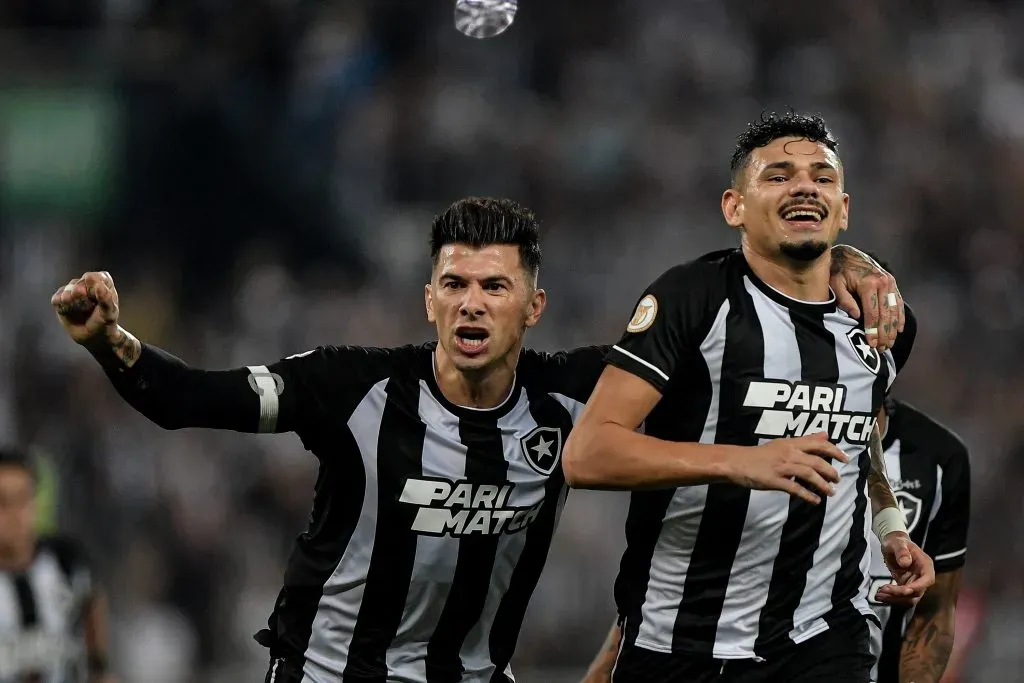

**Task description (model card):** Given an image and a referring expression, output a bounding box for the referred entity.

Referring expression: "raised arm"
[51,271,351,434]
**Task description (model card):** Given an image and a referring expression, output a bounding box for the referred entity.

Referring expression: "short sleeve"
[531,345,610,404]
[923,438,971,573]
[265,345,395,435]
[605,261,723,393]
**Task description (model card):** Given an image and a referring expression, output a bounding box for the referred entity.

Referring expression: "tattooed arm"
[867,423,899,515]
[900,569,961,683]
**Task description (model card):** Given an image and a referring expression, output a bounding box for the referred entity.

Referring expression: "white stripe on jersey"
[247,365,280,433]
[610,346,670,382]
[635,299,730,651]
[712,282,801,657]
[304,378,389,682]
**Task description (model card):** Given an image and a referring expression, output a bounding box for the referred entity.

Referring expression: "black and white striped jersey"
[102,341,606,683]
[867,399,970,683]
[0,536,93,683]
[606,249,916,661]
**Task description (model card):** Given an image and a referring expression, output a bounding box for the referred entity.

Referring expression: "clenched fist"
[51,271,121,345]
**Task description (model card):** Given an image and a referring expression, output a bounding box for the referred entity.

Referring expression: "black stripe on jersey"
[13,573,39,627]
[754,308,840,652]
[616,491,675,649]
[487,390,573,682]
[827,350,891,624]
[424,413,510,682]
[344,375,427,682]
[876,607,905,682]
[265,429,368,662]
[673,291,763,655]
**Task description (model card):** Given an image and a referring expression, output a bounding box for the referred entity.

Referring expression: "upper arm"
[923,438,971,572]
[576,364,665,432]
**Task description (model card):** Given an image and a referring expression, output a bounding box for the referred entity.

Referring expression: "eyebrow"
[762,160,838,173]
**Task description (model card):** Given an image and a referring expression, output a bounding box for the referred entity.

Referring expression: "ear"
[838,192,850,232]
[524,287,547,329]
[425,284,435,324]
[722,188,745,229]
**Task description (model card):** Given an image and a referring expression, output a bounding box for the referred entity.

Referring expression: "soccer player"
[0,448,115,683]
[863,260,970,683]
[563,112,934,683]
[51,197,908,683]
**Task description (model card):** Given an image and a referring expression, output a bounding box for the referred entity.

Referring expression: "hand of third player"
[726,432,849,505]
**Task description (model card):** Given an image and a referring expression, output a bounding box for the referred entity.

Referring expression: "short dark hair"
[730,111,840,184]
[430,197,542,278]
[0,448,35,479]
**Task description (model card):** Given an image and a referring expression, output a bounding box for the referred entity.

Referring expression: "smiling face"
[722,136,850,263]
[426,243,546,375]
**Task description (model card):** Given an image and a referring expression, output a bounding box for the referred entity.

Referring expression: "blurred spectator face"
[0,466,37,555]
[426,244,546,373]
[724,137,850,262]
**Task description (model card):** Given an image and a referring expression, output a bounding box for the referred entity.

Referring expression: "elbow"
[562,425,602,489]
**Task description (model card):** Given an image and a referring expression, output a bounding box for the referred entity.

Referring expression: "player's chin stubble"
[780,240,830,262]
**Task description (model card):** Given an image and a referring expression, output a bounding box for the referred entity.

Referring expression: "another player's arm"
[84,586,115,683]
[899,568,961,683]
[867,423,899,515]
[580,620,621,683]
[563,264,847,502]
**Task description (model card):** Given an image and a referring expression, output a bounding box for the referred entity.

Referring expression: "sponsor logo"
[743,379,876,444]
[626,295,658,333]
[399,478,543,537]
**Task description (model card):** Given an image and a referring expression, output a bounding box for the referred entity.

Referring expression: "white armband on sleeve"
[872,506,908,541]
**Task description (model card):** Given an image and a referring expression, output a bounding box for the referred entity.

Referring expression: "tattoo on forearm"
[901,614,955,683]
[110,328,141,367]
[86,327,141,370]
[867,425,897,514]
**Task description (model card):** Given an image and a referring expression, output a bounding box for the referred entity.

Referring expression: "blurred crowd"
[2,0,1024,680]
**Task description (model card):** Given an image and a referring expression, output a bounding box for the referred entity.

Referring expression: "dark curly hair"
[730,111,840,185]
[430,197,542,278]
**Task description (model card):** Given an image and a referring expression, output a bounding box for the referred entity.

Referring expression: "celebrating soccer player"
[0,448,115,683]
[564,112,934,683]
[53,194,909,683]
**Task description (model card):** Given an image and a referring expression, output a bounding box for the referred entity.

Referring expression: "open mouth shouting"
[454,325,490,356]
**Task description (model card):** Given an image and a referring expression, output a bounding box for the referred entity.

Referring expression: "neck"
[433,345,518,410]
[0,540,34,572]
[741,240,832,302]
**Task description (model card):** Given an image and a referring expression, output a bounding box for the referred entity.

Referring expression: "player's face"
[723,137,849,263]
[0,467,36,551]
[426,244,546,373]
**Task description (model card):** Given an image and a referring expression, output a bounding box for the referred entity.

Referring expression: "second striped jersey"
[606,249,916,660]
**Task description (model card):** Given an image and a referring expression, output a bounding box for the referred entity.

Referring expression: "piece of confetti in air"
[454,0,518,39]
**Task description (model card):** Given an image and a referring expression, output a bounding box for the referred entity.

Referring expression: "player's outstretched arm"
[580,620,621,683]
[52,271,319,433]
[899,568,961,683]
[562,365,848,503]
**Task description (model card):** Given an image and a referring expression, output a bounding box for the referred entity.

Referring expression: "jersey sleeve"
[535,345,610,404]
[605,263,718,393]
[104,343,390,436]
[923,437,971,573]
[889,303,916,374]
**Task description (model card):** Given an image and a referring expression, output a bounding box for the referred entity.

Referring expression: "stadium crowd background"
[1,0,1022,680]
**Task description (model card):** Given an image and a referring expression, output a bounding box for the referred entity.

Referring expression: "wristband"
[872,506,907,541]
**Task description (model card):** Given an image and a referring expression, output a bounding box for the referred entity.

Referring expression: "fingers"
[52,272,117,321]
[777,478,823,506]
[833,281,861,321]
[788,464,836,497]
[797,432,850,464]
